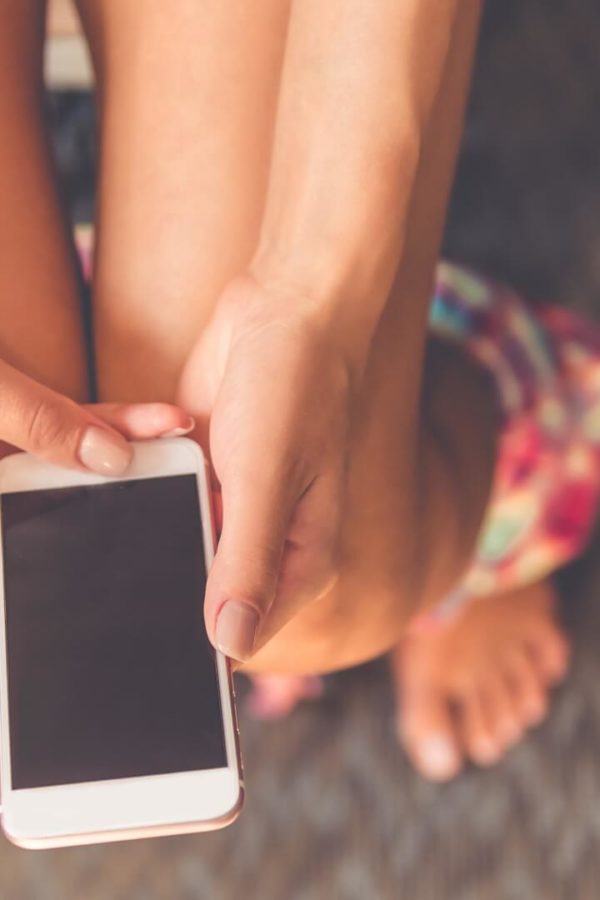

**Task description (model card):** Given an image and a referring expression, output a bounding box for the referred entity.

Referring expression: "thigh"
[78,0,292,401]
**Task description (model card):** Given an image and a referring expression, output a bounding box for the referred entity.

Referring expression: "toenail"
[418,736,459,778]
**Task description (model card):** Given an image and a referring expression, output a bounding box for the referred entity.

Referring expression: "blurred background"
[3,1,600,897]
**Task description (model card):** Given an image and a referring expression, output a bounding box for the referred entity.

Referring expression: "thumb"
[204,463,301,663]
[0,360,132,474]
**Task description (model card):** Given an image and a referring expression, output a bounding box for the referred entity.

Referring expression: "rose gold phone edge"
[4,783,245,850]
[0,439,244,848]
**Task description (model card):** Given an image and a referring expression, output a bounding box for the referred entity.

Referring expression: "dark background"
[2,1,599,897]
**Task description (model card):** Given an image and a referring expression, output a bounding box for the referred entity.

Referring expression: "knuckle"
[25,398,71,454]
[214,545,280,603]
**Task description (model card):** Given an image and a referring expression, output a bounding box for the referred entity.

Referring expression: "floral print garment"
[431,262,600,617]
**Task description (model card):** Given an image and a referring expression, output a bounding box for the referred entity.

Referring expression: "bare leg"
[79,2,569,772]
[77,0,292,402]
[0,2,87,401]
[84,0,492,664]
[84,0,489,645]
[0,5,195,476]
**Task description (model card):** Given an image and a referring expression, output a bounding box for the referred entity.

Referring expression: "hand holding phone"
[0,355,195,474]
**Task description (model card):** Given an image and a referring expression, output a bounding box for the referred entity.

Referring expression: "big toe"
[398,686,462,782]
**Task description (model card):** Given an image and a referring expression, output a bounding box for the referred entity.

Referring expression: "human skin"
[76,0,490,673]
[3,3,568,783]
[0,4,192,467]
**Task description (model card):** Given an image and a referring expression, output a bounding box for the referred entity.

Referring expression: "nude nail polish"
[215,601,259,662]
[79,426,132,475]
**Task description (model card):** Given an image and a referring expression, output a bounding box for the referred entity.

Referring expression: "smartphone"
[0,438,242,848]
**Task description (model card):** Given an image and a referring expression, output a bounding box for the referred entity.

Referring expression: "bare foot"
[392,581,570,781]
[244,674,324,720]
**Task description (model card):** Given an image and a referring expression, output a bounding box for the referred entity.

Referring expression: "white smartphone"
[0,438,242,848]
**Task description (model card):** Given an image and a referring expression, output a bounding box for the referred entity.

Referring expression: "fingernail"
[162,417,195,438]
[419,736,459,779]
[79,426,132,475]
[215,601,259,662]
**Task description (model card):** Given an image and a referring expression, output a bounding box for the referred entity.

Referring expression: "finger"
[204,462,304,663]
[0,360,133,474]
[88,402,195,440]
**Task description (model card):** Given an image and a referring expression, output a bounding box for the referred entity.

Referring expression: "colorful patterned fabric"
[431,262,600,617]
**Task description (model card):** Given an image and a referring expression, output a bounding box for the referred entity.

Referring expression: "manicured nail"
[79,426,132,475]
[162,417,195,438]
[419,736,459,779]
[215,601,259,662]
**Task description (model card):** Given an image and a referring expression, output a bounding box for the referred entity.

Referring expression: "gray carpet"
[2,1,600,897]
[1,561,599,900]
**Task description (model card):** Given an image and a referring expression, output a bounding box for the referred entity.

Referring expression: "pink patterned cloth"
[430,263,600,616]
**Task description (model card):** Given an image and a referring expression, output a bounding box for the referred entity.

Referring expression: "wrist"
[248,122,422,366]
[248,239,397,374]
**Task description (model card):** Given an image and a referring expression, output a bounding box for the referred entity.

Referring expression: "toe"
[459,690,502,767]
[527,624,571,686]
[480,672,523,749]
[397,686,462,782]
[504,647,549,728]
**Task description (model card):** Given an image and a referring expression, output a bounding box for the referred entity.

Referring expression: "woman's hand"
[179,280,497,674]
[174,0,483,669]
[0,356,194,471]
[178,274,360,663]
[178,275,440,674]
[179,279,497,676]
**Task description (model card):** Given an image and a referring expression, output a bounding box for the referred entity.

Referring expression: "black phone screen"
[1,474,226,790]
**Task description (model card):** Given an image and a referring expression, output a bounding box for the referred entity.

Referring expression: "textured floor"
[3,1,600,898]
[1,560,600,900]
